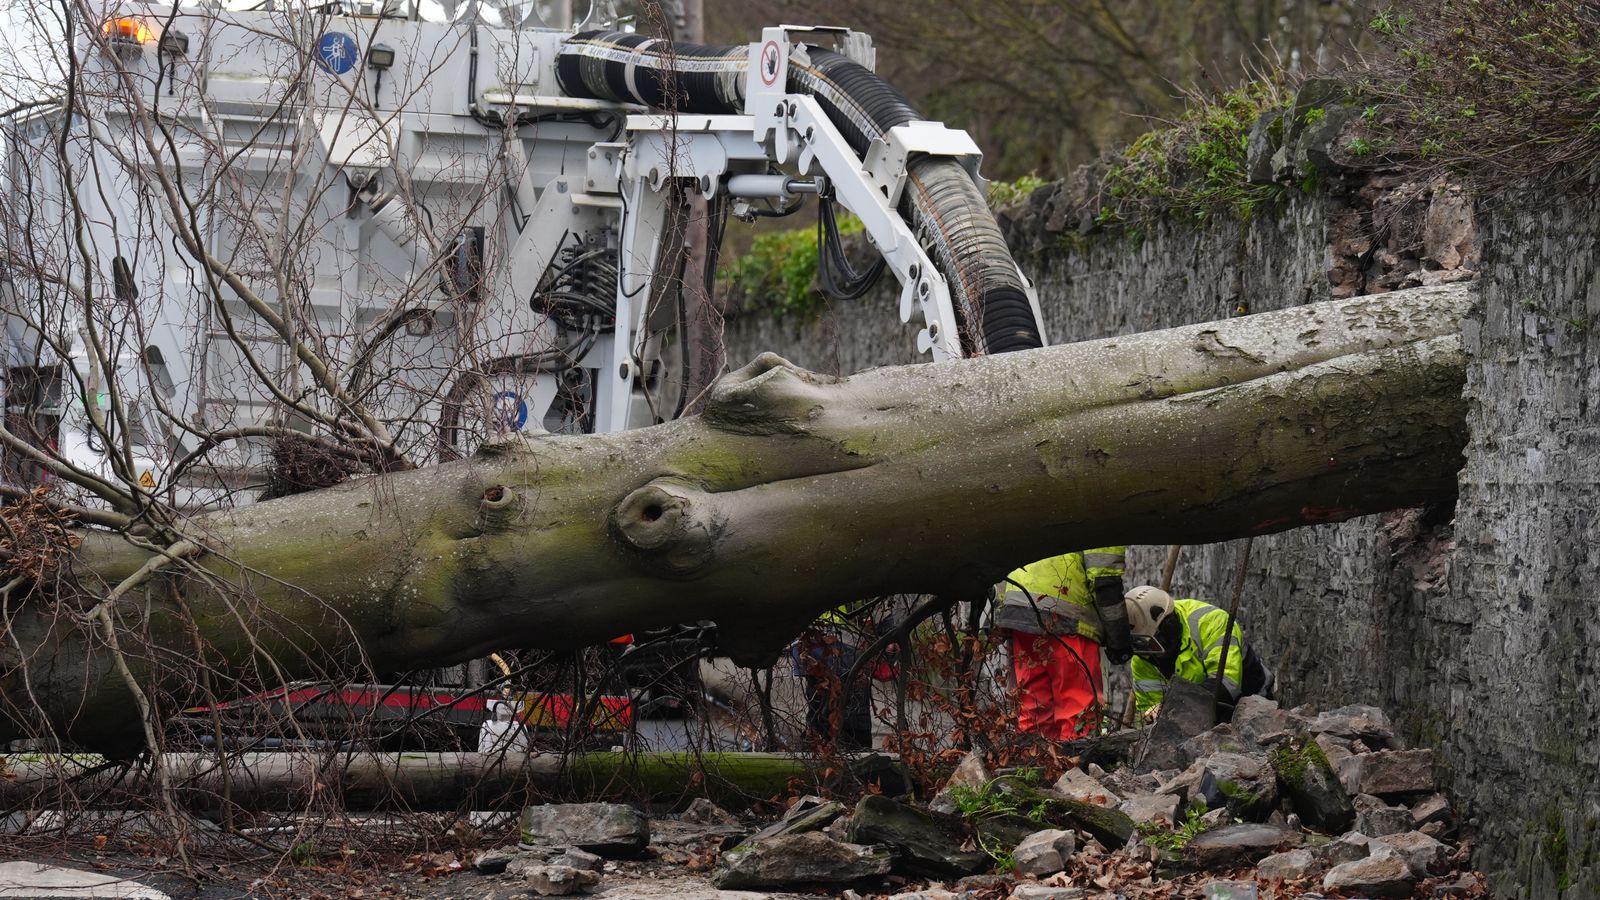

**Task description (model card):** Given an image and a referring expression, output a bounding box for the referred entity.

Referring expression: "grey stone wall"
[719,185,1600,896]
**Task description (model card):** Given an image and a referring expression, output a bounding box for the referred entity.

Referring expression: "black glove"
[1094,575,1132,664]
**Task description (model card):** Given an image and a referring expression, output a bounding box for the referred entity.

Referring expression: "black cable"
[815,195,886,301]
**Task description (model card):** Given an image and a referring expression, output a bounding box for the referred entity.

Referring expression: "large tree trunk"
[0,751,851,811]
[0,284,1474,752]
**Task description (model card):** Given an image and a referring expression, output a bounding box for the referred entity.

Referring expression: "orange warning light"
[103,17,155,45]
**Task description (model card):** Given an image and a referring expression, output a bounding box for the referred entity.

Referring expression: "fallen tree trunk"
[0,284,1475,752]
[0,751,868,811]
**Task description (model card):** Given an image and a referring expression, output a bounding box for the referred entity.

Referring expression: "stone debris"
[521,803,651,857]
[1011,829,1076,877]
[680,798,740,827]
[461,699,1485,898]
[1339,748,1436,797]
[1184,824,1302,868]
[1321,846,1416,897]
[474,848,514,874]
[846,795,989,878]
[711,831,892,890]
[523,863,603,896]
[1373,829,1450,876]
[930,751,992,815]
[1255,847,1318,882]
[1118,793,1180,827]
[1053,767,1119,806]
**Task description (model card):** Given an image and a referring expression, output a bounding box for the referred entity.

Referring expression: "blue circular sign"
[317,32,358,75]
[492,391,529,432]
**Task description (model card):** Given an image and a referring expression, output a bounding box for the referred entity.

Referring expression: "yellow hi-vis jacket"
[994,548,1126,641]
[1130,598,1245,713]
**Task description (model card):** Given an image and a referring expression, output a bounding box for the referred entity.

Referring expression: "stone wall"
[718,184,1600,896]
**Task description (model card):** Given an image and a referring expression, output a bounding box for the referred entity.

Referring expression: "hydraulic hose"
[556,32,1043,355]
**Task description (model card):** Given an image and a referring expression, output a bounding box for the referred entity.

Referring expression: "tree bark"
[0,284,1474,752]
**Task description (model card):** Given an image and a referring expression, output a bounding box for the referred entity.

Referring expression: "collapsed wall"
[720,179,1600,896]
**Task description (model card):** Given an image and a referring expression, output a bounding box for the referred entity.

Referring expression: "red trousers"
[1011,631,1103,740]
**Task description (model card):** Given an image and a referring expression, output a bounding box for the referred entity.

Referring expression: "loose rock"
[474,849,513,875]
[1119,793,1181,827]
[1309,705,1398,747]
[1008,886,1088,900]
[1321,848,1416,897]
[847,795,989,878]
[521,803,650,857]
[1256,848,1319,882]
[1229,696,1307,748]
[523,864,601,896]
[1054,767,1119,806]
[1012,828,1076,878]
[1372,830,1449,876]
[1183,823,1301,868]
[681,799,740,827]
[931,752,992,815]
[711,832,892,890]
[553,847,604,872]
[1355,802,1414,837]
[1339,749,1435,797]
[1134,679,1216,772]
[1269,738,1354,834]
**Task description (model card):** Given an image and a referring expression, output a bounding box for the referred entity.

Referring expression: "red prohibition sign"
[759,40,782,86]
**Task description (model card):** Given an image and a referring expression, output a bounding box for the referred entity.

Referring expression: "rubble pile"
[462,698,1487,899]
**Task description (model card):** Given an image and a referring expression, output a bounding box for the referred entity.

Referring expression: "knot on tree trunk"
[703,353,846,435]
[610,481,724,576]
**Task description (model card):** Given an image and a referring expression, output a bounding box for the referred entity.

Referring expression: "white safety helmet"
[1124,586,1175,655]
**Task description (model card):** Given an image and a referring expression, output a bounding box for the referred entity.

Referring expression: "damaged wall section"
[719,180,1600,895]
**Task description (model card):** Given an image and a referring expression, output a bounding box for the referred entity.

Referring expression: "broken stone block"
[520,803,649,857]
[1372,830,1449,876]
[1355,803,1413,837]
[1200,881,1257,900]
[552,847,603,872]
[931,752,992,815]
[888,890,960,900]
[522,864,601,896]
[1183,823,1301,868]
[1230,696,1307,748]
[1313,733,1356,769]
[1134,679,1216,773]
[1054,767,1119,806]
[1012,828,1076,878]
[1199,752,1278,822]
[1256,848,1319,882]
[1009,885,1089,900]
[846,795,989,878]
[681,798,739,827]
[1410,793,1452,827]
[1269,738,1355,834]
[473,849,513,874]
[1321,848,1415,898]
[745,799,845,844]
[1314,831,1371,867]
[1338,749,1435,797]
[1182,724,1255,762]
[1308,705,1398,747]
[711,832,892,890]
[1119,793,1181,828]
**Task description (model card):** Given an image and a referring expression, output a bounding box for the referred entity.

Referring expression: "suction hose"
[556,32,1043,355]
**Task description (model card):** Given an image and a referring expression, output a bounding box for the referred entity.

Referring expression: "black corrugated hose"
[556,32,1042,355]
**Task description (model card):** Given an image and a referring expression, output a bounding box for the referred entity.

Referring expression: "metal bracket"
[862,121,984,208]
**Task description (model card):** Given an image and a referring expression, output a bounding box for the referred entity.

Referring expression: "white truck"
[1,0,1045,509]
